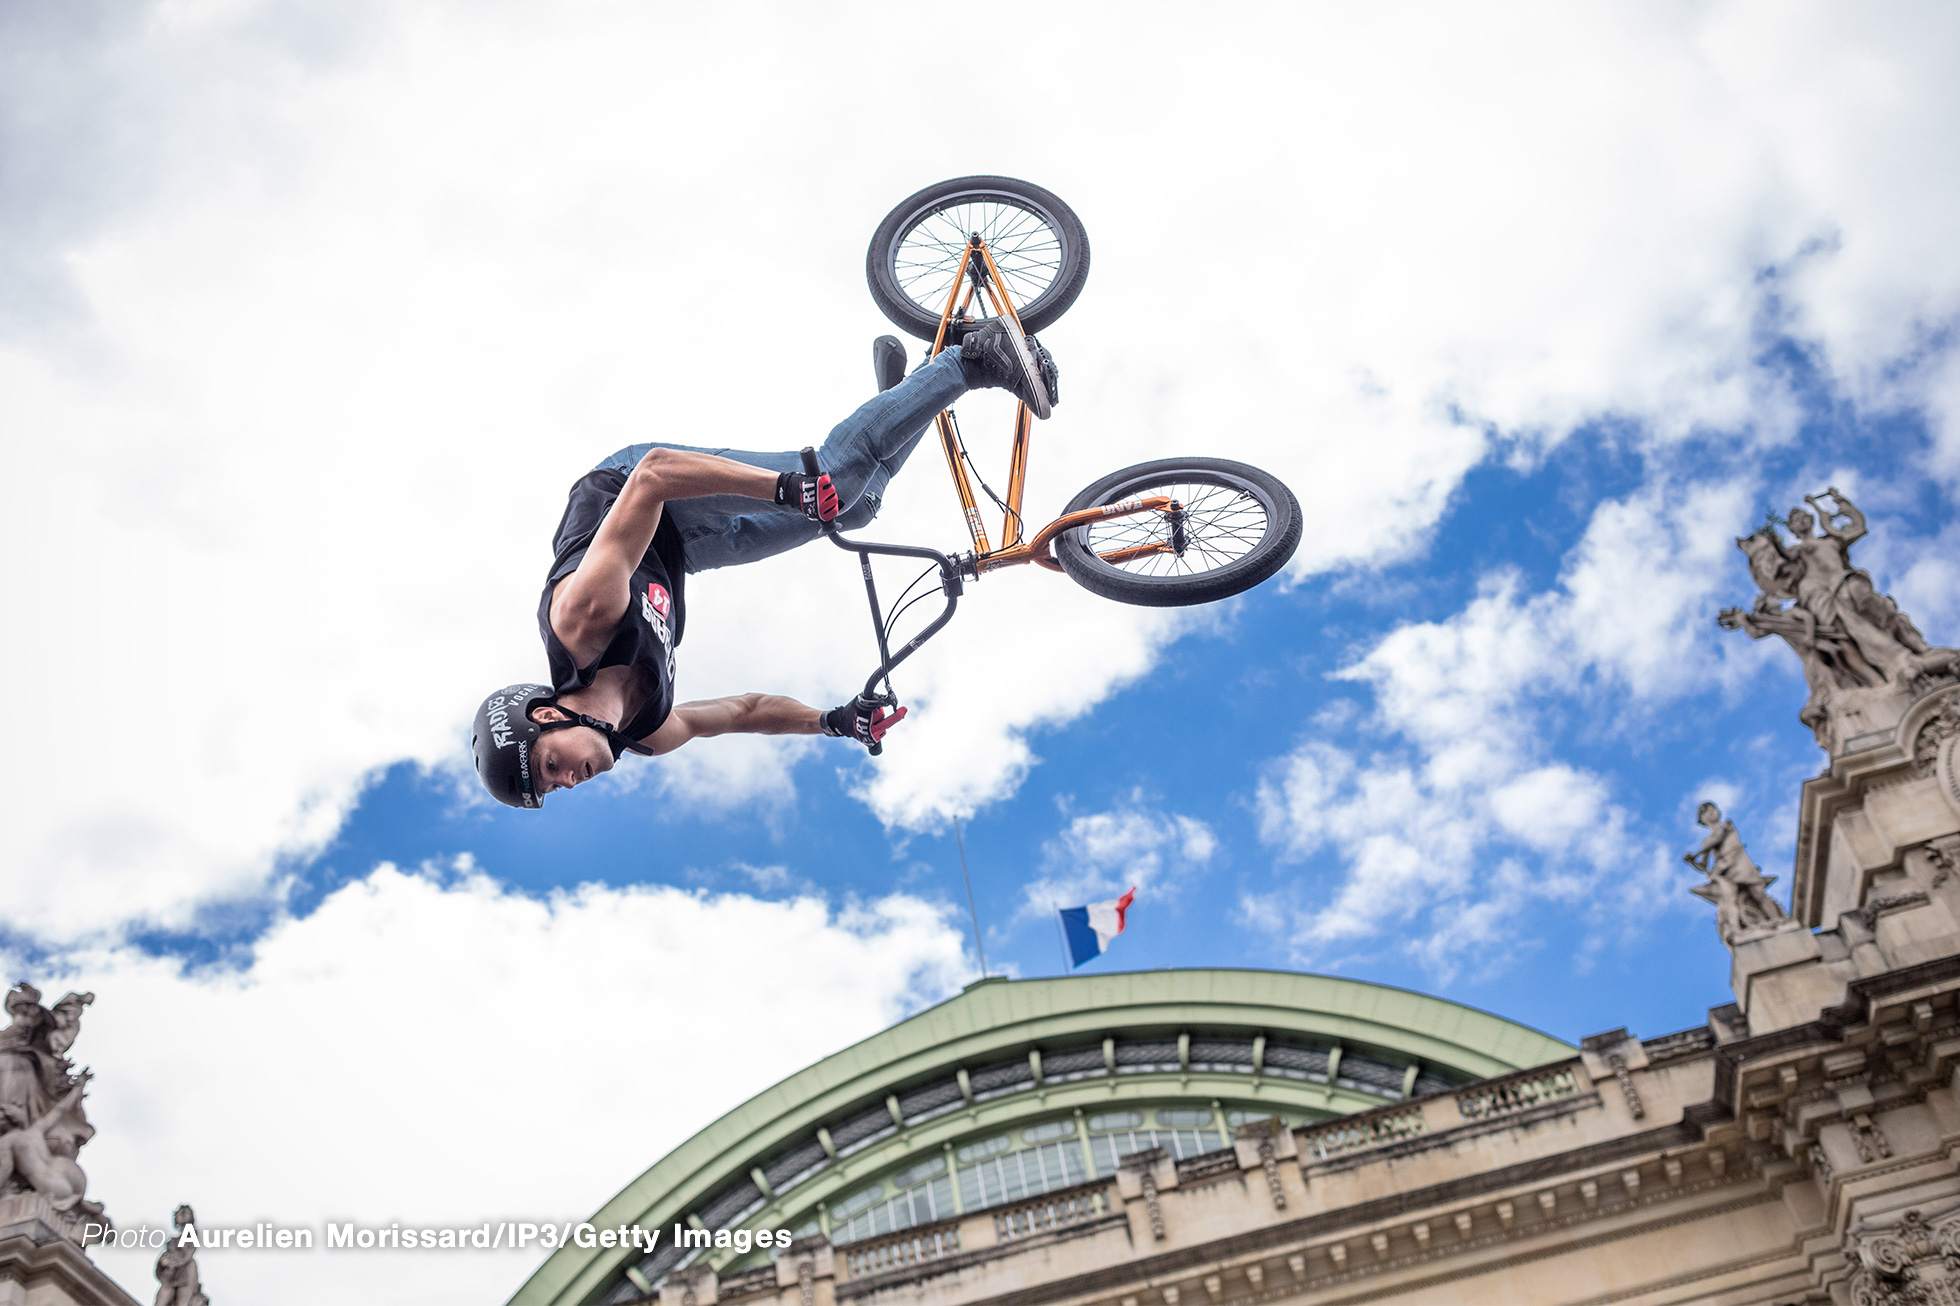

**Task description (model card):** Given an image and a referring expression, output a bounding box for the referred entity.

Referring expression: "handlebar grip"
[868,740,883,757]
[800,446,836,536]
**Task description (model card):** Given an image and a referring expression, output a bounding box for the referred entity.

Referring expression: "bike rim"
[889,192,1068,324]
[1077,478,1274,580]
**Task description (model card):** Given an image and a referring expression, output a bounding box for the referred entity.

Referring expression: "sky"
[4,2,1960,1302]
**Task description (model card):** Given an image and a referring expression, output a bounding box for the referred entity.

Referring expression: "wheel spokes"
[892,196,1066,321]
[1082,482,1271,578]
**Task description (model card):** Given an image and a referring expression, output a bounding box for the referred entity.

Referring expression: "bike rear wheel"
[866,176,1091,342]
[1055,458,1302,607]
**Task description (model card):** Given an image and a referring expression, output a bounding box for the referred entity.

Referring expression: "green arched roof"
[512,968,1570,1306]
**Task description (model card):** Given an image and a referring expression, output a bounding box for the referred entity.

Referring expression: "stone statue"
[1720,489,1959,754]
[155,1204,210,1306]
[1787,492,1945,677]
[0,985,94,1163]
[1719,592,1864,741]
[0,1068,102,1219]
[1685,803,1787,943]
[0,982,105,1235]
[0,985,92,1117]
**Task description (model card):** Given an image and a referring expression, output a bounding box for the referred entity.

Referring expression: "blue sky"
[5,5,1960,1305]
[301,377,1945,1049]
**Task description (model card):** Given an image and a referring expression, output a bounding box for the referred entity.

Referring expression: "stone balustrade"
[992,1181,1112,1241]
[1295,1104,1427,1160]
[841,1221,961,1279]
[1454,1061,1583,1121]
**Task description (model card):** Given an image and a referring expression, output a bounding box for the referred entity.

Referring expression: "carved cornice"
[1321,1186,1780,1306]
[1639,1026,1716,1067]
[949,1160,1766,1306]
[1712,953,1960,1104]
[1710,959,1960,1133]
[1817,1148,1959,1220]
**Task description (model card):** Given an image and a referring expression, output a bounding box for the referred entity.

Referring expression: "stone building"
[512,494,1960,1306]
[510,971,1572,1305]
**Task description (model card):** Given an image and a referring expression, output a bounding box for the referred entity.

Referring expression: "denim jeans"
[594,347,968,573]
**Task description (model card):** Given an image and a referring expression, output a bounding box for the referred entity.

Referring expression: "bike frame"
[923,235,1177,574]
[814,230,1181,746]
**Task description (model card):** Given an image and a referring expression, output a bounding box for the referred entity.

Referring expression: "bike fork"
[857,549,896,700]
[802,447,964,755]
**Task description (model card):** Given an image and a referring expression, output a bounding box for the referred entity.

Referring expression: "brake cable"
[947,408,1025,543]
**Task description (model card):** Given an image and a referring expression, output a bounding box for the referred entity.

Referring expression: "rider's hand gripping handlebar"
[800,447,837,536]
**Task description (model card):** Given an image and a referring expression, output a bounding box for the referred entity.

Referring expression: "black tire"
[1055,458,1302,607]
[866,176,1090,342]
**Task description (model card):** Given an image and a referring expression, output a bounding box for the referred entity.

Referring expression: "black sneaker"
[873,336,908,393]
[957,317,1058,419]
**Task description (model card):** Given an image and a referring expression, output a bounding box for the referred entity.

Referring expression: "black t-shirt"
[537,468,688,745]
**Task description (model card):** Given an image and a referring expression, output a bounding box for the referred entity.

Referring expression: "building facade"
[517,500,1960,1306]
[511,971,1572,1305]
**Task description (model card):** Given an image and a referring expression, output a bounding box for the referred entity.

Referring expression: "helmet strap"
[533,704,655,758]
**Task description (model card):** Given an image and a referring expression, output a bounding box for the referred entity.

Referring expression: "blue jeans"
[595,347,969,573]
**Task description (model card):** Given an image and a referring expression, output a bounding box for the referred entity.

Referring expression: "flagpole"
[953,817,988,979]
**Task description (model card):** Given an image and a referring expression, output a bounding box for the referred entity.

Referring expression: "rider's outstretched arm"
[550,450,780,661]
[641,693,907,755]
[642,693,822,756]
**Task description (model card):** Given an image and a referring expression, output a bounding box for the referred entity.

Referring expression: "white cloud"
[1346,477,1763,759]
[1252,743,1673,980]
[1254,477,1759,973]
[23,861,968,1306]
[1018,794,1216,921]
[6,2,1960,942]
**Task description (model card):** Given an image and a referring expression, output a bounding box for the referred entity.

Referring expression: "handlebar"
[800,446,963,756]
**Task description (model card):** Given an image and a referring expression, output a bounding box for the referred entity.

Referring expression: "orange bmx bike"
[810,176,1302,751]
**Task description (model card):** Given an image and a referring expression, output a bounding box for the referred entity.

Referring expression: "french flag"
[1059,887,1136,968]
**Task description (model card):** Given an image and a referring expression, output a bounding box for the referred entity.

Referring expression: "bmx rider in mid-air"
[471,320,1059,809]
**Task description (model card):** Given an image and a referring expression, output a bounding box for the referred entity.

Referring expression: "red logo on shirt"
[645,583,671,619]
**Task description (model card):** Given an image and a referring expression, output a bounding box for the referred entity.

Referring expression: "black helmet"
[471,683,652,809]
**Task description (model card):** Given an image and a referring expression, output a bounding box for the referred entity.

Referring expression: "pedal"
[943,315,979,348]
[874,336,907,393]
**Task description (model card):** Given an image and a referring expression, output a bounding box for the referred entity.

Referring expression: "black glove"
[821,699,907,750]
[776,470,839,523]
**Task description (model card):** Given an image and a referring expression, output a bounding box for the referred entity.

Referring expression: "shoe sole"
[995,314,1052,420]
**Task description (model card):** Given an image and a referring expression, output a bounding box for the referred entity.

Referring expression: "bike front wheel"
[866,176,1091,341]
[1054,458,1302,607]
